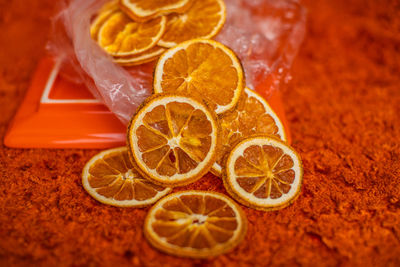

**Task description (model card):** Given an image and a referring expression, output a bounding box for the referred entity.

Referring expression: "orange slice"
[212,87,287,176]
[113,46,165,66]
[144,191,247,258]
[82,147,171,207]
[223,135,303,211]
[127,94,220,187]
[119,0,193,22]
[158,0,226,48]
[97,11,166,56]
[153,39,245,114]
[90,1,119,41]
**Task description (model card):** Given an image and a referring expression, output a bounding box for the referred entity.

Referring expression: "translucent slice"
[224,135,303,211]
[154,39,245,114]
[212,87,287,175]
[120,0,193,22]
[158,0,226,47]
[144,191,247,258]
[82,147,171,207]
[90,1,119,41]
[128,94,220,187]
[97,11,166,56]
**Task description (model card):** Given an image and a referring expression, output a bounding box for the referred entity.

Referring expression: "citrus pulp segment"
[127,94,220,187]
[119,0,193,22]
[82,147,171,207]
[153,39,245,114]
[113,46,165,66]
[224,135,303,211]
[212,87,287,175]
[158,0,226,48]
[90,1,119,41]
[97,11,166,56]
[144,191,247,258]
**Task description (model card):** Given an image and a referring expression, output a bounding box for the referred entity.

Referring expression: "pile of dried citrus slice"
[82,0,303,259]
[90,0,226,66]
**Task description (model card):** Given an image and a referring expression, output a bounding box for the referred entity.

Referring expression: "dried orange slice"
[127,94,220,187]
[113,46,165,66]
[212,87,287,176]
[82,147,171,207]
[153,39,245,114]
[158,0,226,48]
[97,11,166,56]
[119,0,193,22]
[224,135,303,211]
[90,1,119,40]
[144,191,247,258]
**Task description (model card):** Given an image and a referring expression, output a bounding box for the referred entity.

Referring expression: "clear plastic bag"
[48,0,306,124]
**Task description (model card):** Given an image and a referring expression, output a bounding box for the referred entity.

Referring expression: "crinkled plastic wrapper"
[48,0,306,125]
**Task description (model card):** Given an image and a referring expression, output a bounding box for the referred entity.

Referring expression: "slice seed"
[127,94,220,187]
[113,46,165,66]
[97,11,166,56]
[158,0,226,48]
[144,190,247,258]
[82,147,171,207]
[119,0,193,22]
[212,87,287,176]
[223,135,303,211]
[153,39,245,114]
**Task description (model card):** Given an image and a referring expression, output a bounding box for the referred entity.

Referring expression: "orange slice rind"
[153,39,245,114]
[144,190,247,258]
[82,147,171,207]
[127,93,220,187]
[158,0,226,48]
[223,135,303,211]
[119,0,193,22]
[97,11,166,56]
[113,46,165,66]
[212,87,287,176]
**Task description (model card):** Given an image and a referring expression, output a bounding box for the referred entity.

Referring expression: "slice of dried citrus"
[127,94,220,187]
[144,191,247,258]
[224,135,303,211]
[113,46,165,66]
[82,147,171,207]
[97,11,166,56]
[90,1,119,40]
[212,87,287,176]
[153,39,245,114]
[158,0,226,48]
[119,0,193,22]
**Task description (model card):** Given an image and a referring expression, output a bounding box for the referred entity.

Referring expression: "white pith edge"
[153,39,244,114]
[130,96,218,183]
[226,137,302,207]
[212,87,288,175]
[121,0,191,17]
[82,147,171,207]
[145,191,246,256]
[113,47,165,64]
[98,13,166,56]
[158,0,226,48]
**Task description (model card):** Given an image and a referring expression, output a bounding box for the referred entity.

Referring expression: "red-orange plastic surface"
[4,58,290,148]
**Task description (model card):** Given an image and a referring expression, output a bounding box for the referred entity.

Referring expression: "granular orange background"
[1,0,400,266]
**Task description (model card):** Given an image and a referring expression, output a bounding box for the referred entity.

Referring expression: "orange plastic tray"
[4,57,290,148]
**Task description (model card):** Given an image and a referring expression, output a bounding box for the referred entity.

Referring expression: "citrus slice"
[224,135,303,211]
[144,190,247,258]
[90,1,119,40]
[127,94,220,187]
[119,0,193,22]
[113,46,165,66]
[212,87,287,176]
[158,0,226,48]
[82,147,171,207]
[153,39,245,114]
[97,11,166,56]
